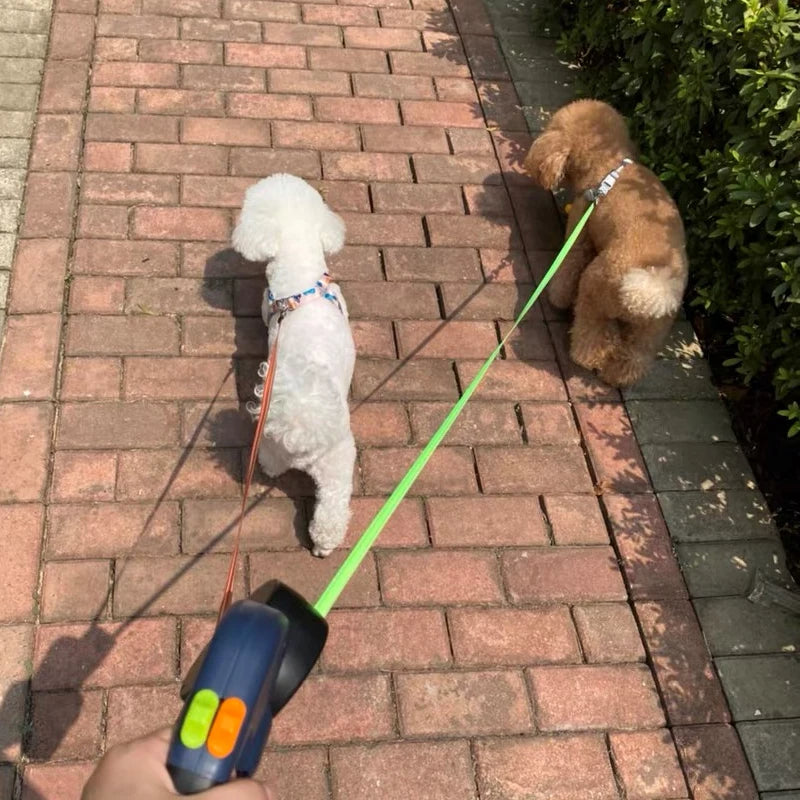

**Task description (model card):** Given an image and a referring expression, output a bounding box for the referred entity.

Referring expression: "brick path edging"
[0,2,54,337]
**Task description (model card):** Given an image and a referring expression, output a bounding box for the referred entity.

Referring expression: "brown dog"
[524,99,688,386]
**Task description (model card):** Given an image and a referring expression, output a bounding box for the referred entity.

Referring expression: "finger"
[106,727,170,765]
[152,728,173,744]
[139,728,172,761]
[202,778,272,800]
[131,728,178,792]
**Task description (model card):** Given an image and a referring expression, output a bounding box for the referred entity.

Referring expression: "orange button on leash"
[206,697,247,758]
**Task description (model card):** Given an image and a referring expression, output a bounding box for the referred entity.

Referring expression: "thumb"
[200,778,273,800]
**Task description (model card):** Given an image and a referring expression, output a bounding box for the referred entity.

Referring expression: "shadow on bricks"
[351,227,535,408]
[1,373,285,776]
[0,496,276,784]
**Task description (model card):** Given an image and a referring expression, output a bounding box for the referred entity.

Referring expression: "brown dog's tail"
[619,267,686,318]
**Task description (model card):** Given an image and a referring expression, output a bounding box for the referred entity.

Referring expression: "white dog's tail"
[619,267,686,319]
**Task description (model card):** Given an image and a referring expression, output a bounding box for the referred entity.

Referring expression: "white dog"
[231,174,356,557]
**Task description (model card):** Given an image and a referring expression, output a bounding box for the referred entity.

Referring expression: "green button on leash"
[313,200,596,617]
[180,688,221,749]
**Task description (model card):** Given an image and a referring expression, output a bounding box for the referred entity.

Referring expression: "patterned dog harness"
[268,271,343,315]
[249,272,343,415]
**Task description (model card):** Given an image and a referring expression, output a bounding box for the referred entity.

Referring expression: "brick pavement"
[0,0,784,798]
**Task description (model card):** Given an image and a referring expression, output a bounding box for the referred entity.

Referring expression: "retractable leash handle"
[167,601,288,794]
[168,583,328,795]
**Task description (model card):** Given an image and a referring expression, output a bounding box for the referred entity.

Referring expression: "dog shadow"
[456,144,572,367]
[200,248,314,551]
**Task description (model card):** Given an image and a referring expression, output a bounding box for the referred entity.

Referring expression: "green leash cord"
[314,201,596,617]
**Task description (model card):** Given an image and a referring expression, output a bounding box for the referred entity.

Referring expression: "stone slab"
[0,0,52,9]
[0,9,51,34]
[0,270,8,309]
[694,597,800,656]
[0,56,44,84]
[738,719,800,792]
[513,78,574,108]
[522,105,553,133]
[658,491,775,543]
[0,111,34,138]
[0,32,48,58]
[677,540,792,598]
[0,139,29,167]
[483,0,535,19]
[660,321,704,360]
[0,198,22,233]
[641,443,756,492]
[628,400,735,444]
[0,83,38,111]
[0,233,13,268]
[716,655,800,721]
[623,357,719,400]
[0,169,26,199]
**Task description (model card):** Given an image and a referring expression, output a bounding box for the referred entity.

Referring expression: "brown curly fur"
[524,99,688,386]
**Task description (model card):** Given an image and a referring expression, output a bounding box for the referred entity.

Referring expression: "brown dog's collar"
[583,158,634,203]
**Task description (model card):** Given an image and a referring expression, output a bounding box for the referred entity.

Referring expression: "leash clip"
[268,272,341,317]
[584,157,633,204]
[272,297,293,314]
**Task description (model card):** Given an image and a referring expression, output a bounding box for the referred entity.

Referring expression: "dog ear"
[319,209,345,255]
[231,211,280,263]
[524,131,569,190]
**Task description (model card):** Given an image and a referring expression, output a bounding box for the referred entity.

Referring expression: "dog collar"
[268,271,343,315]
[583,157,634,203]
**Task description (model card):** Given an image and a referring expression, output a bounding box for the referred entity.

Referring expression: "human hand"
[82,728,273,800]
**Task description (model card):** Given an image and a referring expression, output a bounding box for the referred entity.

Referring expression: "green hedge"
[538,0,800,434]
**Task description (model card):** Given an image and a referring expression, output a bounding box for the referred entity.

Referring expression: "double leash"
[164,165,634,796]
[217,163,630,621]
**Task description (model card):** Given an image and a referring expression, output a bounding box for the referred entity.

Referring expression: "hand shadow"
[0,626,116,800]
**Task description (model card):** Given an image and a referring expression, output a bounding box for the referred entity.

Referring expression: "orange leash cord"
[217,315,284,622]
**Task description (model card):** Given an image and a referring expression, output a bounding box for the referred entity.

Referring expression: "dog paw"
[309,522,341,558]
[570,343,609,373]
[547,285,576,311]
[599,358,648,388]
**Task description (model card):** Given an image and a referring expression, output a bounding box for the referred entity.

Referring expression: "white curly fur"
[233,174,356,557]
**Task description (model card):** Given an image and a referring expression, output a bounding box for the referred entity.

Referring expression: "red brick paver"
[0,3,751,799]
